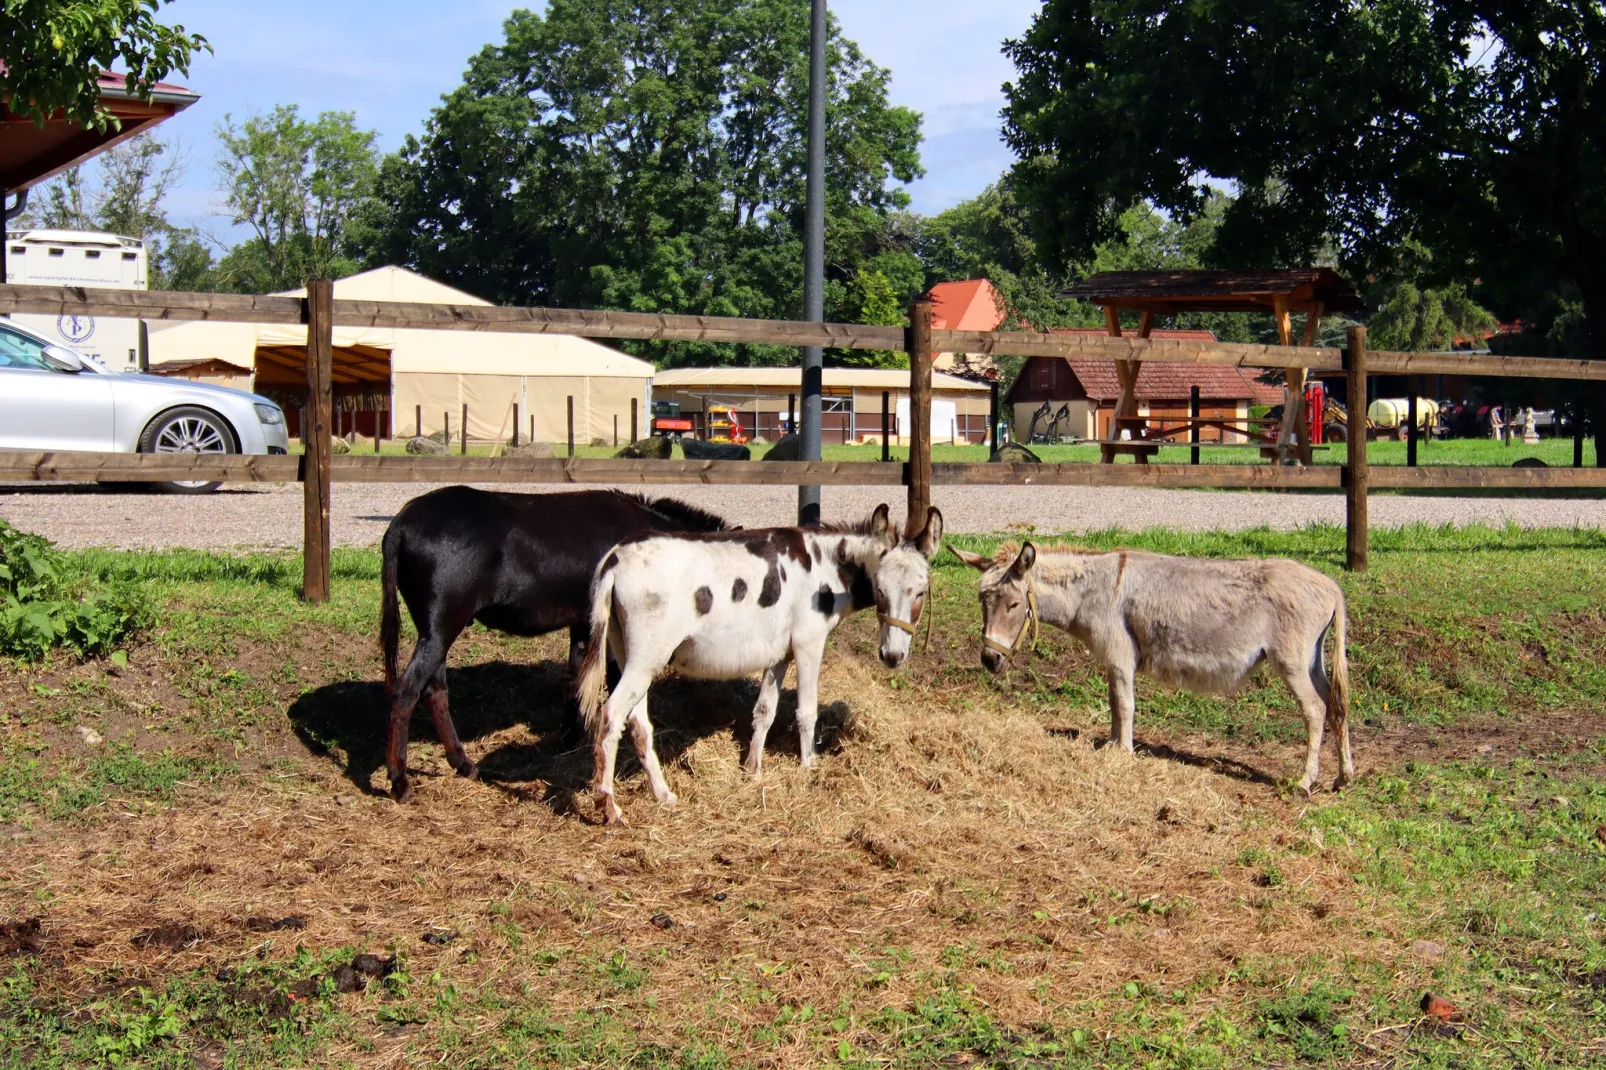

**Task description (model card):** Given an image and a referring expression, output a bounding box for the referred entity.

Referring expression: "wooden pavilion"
[1061,269,1364,463]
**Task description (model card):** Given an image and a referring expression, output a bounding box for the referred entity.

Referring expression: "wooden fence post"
[1344,326,1369,573]
[631,398,639,444]
[443,411,449,442]
[461,404,468,455]
[567,396,575,457]
[374,405,383,453]
[614,414,618,447]
[415,405,421,439]
[301,278,333,603]
[905,299,933,531]
[1407,388,1418,467]
[881,391,890,462]
[512,403,520,447]
[988,381,999,450]
[1575,414,1585,468]
[1189,385,1201,465]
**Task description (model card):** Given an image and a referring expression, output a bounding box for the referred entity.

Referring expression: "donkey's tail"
[576,559,617,735]
[380,525,402,697]
[1326,592,1350,735]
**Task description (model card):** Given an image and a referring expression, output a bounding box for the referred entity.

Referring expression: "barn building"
[1006,330,1283,442]
[651,367,993,444]
[146,266,654,444]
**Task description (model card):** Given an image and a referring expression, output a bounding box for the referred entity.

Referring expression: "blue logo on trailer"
[57,314,95,344]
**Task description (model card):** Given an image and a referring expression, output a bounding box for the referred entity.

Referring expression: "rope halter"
[981,578,1038,659]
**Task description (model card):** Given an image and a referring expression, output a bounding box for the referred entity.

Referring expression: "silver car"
[0,318,290,493]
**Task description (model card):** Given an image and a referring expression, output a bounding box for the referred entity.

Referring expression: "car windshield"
[0,326,58,371]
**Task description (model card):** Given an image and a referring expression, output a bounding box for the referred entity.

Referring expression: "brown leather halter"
[879,591,933,654]
[981,578,1038,659]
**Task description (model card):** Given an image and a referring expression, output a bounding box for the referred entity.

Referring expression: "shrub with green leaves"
[0,520,150,661]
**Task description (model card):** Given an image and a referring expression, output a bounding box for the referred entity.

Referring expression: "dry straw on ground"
[4,629,1408,1062]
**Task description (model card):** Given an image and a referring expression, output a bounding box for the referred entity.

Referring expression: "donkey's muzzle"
[980,646,1005,674]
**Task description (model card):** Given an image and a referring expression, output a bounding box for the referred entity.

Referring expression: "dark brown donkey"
[380,485,732,801]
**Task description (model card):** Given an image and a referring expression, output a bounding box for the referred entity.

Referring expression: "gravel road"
[2,481,1601,550]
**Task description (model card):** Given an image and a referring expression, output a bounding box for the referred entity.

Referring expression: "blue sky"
[153,0,1042,240]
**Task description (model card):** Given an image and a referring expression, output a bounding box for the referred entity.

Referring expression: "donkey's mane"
[814,516,875,535]
[627,493,735,532]
[995,540,1114,579]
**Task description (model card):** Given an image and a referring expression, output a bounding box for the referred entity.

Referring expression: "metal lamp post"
[798,0,826,525]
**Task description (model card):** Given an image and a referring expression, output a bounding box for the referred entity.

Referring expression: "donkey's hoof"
[390,777,415,804]
[600,796,629,826]
[454,759,479,781]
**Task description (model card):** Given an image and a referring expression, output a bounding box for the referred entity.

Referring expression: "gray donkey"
[953,543,1353,793]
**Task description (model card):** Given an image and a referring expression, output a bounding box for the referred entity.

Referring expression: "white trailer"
[3,229,148,372]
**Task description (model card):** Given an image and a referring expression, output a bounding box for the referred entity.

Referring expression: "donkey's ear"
[1010,542,1037,578]
[950,546,991,571]
[914,507,944,560]
[868,503,896,550]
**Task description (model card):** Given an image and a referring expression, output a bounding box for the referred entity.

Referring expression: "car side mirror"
[42,346,86,373]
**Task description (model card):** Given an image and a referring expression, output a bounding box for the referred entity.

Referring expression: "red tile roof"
[929,279,1005,332]
[1044,328,1286,403]
[1061,358,1264,403]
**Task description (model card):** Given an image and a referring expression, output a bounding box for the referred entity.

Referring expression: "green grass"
[1,524,1603,1066]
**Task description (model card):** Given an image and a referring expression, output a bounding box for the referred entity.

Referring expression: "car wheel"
[138,405,236,494]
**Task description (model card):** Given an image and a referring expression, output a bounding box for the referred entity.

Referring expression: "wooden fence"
[1,282,1602,597]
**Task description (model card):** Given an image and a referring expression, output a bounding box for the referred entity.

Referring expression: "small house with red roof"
[927,278,1004,379]
[1005,330,1282,442]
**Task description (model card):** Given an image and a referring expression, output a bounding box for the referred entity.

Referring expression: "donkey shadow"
[286,660,851,812]
[473,675,853,813]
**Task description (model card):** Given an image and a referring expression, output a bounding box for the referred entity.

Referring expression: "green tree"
[14,133,210,289]
[355,0,922,366]
[842,267,907,368]
[1002,0,1606,460]
[215,105,380,292]
[1,0,207,129]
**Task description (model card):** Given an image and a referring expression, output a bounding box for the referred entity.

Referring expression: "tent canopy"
[146,266,654,441]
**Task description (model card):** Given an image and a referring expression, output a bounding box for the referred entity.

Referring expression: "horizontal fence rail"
[4,283,1604,380]
[3,453,1604,490]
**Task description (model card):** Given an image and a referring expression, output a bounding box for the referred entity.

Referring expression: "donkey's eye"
[1008,601,1021,610]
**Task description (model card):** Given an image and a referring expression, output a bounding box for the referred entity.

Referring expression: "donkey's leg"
[625,694,676,806]
[387,633,447,802]
[1106,664,1137,752]
[1307,637,1354,789]
[792,643,824,768]
[593,665,653,825]
[1282,660,1328,795]
[424,667,477,781]
[744,656,792,778]
[559,623,589,747]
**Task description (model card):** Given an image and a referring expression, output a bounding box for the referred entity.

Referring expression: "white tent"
[147,266,654,443]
